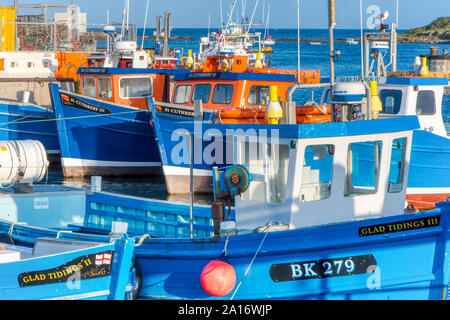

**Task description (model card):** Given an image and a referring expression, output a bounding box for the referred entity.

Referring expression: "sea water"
[47,28,450,203]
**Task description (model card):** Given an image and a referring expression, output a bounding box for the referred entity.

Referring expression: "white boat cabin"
[231,116,419,231]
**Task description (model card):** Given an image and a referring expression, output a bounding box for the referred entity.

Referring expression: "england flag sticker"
[95,253,112,265]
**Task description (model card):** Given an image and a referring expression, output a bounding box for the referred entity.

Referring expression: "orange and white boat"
[154,52,322,127]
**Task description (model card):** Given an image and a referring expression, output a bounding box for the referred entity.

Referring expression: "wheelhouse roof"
[177,115,420,140]
[383,77,448,86]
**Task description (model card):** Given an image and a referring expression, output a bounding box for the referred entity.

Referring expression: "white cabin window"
[212,84,234,104]
[119,77,152,99]
[82,77,96,98]
[174,85,192,104]
[241,141,289,204]
[300,144,334,202]
[345,141,382,196]
[416,90,436,115]
[248,85,270,106]
[388,138,407,193]
[98,77,112,98]
[380,89,402,114]
[191,84,212,103]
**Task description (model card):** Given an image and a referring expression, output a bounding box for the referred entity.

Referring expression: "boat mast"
[297,0,300,83]
[245,0,259,36]
[141,0,150,49]
[359,0,364,78]
[263,3,270,40]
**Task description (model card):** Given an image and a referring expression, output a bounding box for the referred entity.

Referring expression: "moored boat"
[115,108,450,299]
[49,66,188,177]
[150,50,320,193]
[1,110,449,299]
[0,233,136,300]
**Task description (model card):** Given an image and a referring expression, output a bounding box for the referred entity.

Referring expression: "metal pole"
[163,12,170,57]
[359,0,364,78]
[391,25,397,72]
[141,0,150,49]
[14,0,18,51]
[328,0,336,122]
[328,0,336,87]
[106,9,110,52]
[364,34,370,77]
[297,0,300,83]
[155,15,161,51]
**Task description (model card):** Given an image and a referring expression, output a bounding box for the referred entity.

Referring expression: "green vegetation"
[399,17,450,43]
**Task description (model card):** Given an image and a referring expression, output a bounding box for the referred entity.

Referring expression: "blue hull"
[1,185,449,299]
[409,130,450,189]
[0,101,59,159]
[134,202,450,300]
[49,83,161,176]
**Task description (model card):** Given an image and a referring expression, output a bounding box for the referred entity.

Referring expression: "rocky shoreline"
[89,16,450,45]
[271,37,450,44]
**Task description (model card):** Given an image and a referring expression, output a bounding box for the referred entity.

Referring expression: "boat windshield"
[174,85,192,104]
[191,84,212,103]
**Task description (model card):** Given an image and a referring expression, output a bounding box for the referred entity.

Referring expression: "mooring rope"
[229,226,270,300]
[0,109,146,128]
[135,234,151,246]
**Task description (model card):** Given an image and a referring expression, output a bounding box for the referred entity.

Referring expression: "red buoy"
[200,260,236,297]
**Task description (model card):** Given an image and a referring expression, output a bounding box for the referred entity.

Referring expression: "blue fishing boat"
[49,66,189,177]
[118,108,450,299]
[0,234,136,300]
[149,69,450,210]
[145,49,321,193]
[1,111,449,299]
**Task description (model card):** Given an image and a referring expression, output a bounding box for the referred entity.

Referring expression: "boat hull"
[49,83,162,177]
[0,236,135,300]
[1,184,448,300]
[134,201,450,300]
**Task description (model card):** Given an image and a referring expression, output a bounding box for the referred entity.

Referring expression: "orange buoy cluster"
[214,108,269,124]
[200,260,236,297]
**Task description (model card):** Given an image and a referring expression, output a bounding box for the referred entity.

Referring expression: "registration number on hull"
[270,254,376,282]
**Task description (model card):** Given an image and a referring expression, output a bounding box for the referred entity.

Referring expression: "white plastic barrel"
[0,140,48,185]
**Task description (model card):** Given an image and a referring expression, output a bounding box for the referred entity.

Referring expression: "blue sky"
[9,0,450,29]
